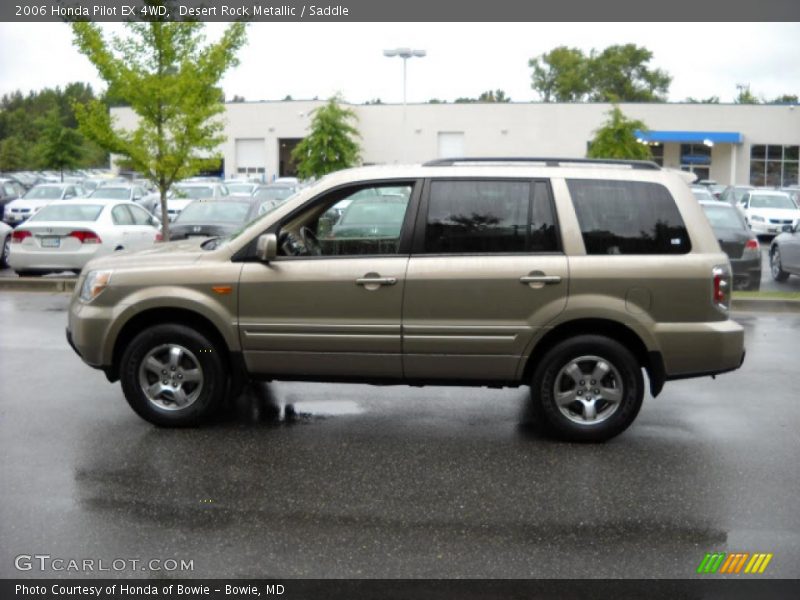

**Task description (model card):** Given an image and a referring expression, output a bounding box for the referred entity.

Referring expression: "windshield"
[254,186,295,202]
[24,186,63,200]
[749,194,796,209]
[691,188,714,201]
[702,204,746,229]
[90,187,130,200]
[226,183,256,194]
[29,204,104,222]
[175,201,251,224]
[174,186,214,199]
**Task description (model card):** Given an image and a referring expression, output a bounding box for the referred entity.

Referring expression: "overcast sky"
[1,22,798,104]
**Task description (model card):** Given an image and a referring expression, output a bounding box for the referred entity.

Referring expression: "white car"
[738,190,800,236]
[224,181,259,197]
[3,183,82,225]
[8,200,160,276]
[167,182,230,221]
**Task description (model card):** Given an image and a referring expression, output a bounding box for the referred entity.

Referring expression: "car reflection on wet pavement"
[0,292,798,579]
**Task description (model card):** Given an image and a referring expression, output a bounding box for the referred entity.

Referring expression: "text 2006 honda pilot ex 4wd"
[67,158,745,441]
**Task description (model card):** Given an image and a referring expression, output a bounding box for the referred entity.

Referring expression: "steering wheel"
[299,226,322,256]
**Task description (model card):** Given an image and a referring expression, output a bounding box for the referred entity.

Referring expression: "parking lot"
[0,290,798,579]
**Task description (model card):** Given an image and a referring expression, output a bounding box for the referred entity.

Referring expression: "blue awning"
[634,130,742,144]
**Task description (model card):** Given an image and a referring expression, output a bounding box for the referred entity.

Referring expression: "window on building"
[750,145,799,186]
[423,180,558,254]
[567,179,691,255]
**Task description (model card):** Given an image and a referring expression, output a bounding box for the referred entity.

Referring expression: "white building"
[111,100,800,186]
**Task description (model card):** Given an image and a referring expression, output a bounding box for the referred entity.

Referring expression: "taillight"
[742,238,760,259]
[69,230,102,244]
[712,265,731,312]
[155,232,163,242]
[11,230,31,243]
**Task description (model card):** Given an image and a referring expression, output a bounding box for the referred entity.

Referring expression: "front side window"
[278,183,414,257]
[568,179,690,255]
[423,180,558,254]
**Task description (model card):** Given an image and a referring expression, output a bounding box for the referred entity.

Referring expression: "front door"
[238,181,420,380]
[403,179,568,382]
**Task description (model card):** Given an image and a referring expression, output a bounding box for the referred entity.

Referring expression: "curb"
[731,298,800,313]
[1,278,799,312]
[0,277,76,292]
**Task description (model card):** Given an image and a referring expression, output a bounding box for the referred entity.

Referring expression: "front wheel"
[531,335,644,442]
[120,324,228,426]
[770,247,790,282]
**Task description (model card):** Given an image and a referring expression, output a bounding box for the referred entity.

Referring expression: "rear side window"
[424,180,558,253]
[567,179,690,255]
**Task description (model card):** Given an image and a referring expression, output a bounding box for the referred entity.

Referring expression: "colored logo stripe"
[697,552,773,574]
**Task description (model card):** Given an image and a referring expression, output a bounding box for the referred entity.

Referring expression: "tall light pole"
[383,48,426,162]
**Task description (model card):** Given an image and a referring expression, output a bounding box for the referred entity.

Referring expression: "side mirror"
[256,233,278,262]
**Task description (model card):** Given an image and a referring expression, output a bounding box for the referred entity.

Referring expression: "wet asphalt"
[0,291,798,579]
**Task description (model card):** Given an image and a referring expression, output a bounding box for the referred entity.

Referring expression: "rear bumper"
[730,256,761,290]
[653,318,745,378]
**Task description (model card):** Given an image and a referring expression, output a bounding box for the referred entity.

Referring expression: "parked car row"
[4,182,301,275]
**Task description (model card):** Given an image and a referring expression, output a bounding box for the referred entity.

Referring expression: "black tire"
[15,270,42,277]
[1,236,9,268]
[770,247,790,282]
[531,335,644,442]
[120,324,228,427]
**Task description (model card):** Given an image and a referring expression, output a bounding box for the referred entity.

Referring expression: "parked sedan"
[0,221,11,268]
[3,183,81,225]
[8,200,159,276]
[700,200,761,290]
[769,220,800,282]
[87,184,149,202]
[720,185,754,206]
[168,199,260,240]
[737,190,800,236]
[253,183,298,214]
[167,182,231,221]
[690,185,715,201]
[224,181,260,197]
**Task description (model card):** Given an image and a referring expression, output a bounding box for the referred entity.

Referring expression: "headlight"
[80,270,113,302]
[750,215,765,222]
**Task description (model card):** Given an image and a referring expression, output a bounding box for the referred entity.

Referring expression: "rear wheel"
[770,247,790,282]
[531,335,644,442]
[120,324,228,426]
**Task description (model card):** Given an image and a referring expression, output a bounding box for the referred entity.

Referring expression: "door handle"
[519,275,561,284]
[356,276,397,286]
[519,271,562,288]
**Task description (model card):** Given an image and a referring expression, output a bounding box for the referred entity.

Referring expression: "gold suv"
[67,158,745,441]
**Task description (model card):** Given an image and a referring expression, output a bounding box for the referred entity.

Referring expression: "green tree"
[587,106,652,160]
[734,84,760,104]
[684,96,720,103]
[769,94,797,104]
[0,137,30,171]
[291,97,360,179]
[588,44,671,102]
[477,89,511,103]
[70,20,247,241]
[35,108,83,180]
[529,46,590,102]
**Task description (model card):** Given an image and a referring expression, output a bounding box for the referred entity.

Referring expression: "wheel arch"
[107,307,243,388]
[520,318,666,397]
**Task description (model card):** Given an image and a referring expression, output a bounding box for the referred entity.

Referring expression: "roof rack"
[423,157,661,170]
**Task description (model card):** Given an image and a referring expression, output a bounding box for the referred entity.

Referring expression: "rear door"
[402,179,568,382]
